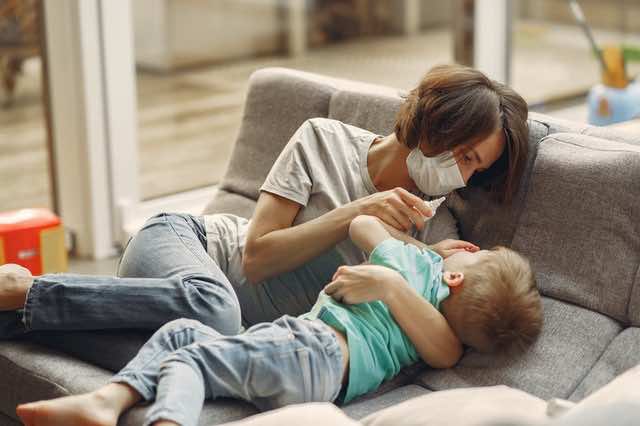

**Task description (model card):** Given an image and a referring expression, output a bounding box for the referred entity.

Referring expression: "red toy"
[0,208,68,275]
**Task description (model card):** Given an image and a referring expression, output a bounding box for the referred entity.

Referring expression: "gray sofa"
[1,67,639,426]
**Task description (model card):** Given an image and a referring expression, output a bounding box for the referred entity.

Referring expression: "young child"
[16,215,542,426]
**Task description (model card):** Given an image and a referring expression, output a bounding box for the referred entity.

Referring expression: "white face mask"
[406,147,466,196]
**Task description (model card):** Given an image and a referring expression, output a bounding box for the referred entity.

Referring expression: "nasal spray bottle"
[423,197,446,222]
[410,196,445,235]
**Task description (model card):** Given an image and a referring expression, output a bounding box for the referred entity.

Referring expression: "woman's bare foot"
[16,392,120,426]
[0,264,33,310]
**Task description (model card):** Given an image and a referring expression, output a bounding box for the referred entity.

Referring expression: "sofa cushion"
[579,125,640,146]
[220,403,360,426]
[548,364,640,426]
[203,189,257,218]
[26,330,150,372]
[342,385,429,420]
[0,411,21,426]
[415,297,621,400]
[124,398,257,426]
[512,133,640,322]
[569,327,640,401]
[328,90,402,135]
[0,341,113,423]
[528,111,584,135]
[630,269,640,325]
[443,111,583,250]
[0,340,258,425]
[361,385,548,426]
[445,116,550,249]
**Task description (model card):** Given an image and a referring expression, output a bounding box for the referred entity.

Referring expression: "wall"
[133,0,283,71]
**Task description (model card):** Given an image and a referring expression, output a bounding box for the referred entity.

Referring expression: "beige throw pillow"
[361,386,548,426]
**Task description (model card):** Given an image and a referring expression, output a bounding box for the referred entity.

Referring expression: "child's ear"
[443,271,464,291]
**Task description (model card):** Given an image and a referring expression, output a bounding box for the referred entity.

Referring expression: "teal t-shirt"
[300,238,450,403]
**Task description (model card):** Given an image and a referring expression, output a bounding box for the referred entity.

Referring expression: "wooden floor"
[1,22,638,212]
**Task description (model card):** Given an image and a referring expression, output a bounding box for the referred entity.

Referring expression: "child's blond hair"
[455,246,542,354]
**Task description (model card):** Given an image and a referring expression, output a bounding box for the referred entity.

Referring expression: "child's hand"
[430,239,479,259]
[324,264,405,305]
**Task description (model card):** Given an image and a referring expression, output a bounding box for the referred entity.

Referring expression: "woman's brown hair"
[394,64,529,203]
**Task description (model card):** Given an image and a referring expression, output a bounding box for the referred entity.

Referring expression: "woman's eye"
[464,155,472,163]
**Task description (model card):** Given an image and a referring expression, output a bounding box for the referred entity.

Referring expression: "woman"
[0,64,528,368]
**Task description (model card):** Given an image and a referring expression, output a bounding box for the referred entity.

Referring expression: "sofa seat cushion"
[0,338,424,425]
[0,341,108,420]
[0,340,259,425]
[415,297,621,400]
[342,385,429,420]
[24,330,150,373]
[630,269,640,326]
[569,327,640,401]
[511,133,640,323]
[0,411,21,426]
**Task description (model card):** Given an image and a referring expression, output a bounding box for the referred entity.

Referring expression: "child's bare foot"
[16,392,119,426]
[153,421,180,426]
[0,264,33,310]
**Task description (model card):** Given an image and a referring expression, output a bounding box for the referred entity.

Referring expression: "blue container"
[588,80,640,126]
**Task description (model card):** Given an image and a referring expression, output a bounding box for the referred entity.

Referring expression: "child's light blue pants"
[111,315,344,426]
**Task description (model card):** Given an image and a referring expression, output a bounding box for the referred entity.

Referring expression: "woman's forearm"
[384,281,463,368]
[243,187,433,284]
[242,203,360,284]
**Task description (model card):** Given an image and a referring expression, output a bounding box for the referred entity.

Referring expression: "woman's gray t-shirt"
[203,118,458,325]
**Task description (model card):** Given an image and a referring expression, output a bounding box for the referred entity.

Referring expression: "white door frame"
[43,0,138,259]
[97,0,141,245]
[474,0,512,84]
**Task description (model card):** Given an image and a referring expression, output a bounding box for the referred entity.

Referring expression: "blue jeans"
[0,213,242,338]
[111,316,344,426]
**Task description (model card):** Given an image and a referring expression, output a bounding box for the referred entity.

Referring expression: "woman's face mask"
[406,146,466,196]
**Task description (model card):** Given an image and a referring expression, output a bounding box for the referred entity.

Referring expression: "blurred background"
[1,0,639,264]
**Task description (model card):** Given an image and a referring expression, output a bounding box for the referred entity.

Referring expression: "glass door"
[0,0,55,212]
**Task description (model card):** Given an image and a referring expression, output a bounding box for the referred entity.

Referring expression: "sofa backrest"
[207,68,640,324]
[511,133,640,324]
